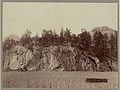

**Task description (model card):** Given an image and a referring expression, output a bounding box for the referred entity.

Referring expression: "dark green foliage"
[41,29,59,46]
[64,28,71,43]
[109,33,117,59]
[59,28,65,45]
[92,31,105,61]
[71,34,78,47]
[78,30,91,51]
[20,29,32,49]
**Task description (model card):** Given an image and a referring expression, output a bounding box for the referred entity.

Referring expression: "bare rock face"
[73,51,99,71]
[3,45,118,71]
[3,45,33,70]
[3,50,11,69]
[40,46,60,70]
[90,26,117,38]
[2,45,101,71]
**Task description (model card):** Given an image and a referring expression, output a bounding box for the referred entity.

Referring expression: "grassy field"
[2,71,118,88]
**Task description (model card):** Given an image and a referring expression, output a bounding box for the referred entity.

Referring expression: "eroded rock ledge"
[3,45,118,72]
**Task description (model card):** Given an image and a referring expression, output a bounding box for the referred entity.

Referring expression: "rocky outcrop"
[3,44,118,72]
[3,45,33,70]
[90,26,117,38]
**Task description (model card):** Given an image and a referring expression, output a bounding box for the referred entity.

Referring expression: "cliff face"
[3,45,33,70]
[3,45,118,72]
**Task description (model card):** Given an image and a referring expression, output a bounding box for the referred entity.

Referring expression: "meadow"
[2,71,118,88]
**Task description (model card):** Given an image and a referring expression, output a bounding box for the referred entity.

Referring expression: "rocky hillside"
[90,26,117,37]
[3,44,118,72]
[3,26,118,72]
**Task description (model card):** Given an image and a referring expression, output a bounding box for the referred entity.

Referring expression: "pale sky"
[3,2,118,37]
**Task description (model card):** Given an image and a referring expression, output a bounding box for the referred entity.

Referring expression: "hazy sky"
[3,2,118,37]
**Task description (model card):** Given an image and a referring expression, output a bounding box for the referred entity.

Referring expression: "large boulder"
[40,46,60,70]
[3,45,33,70]
[3,50,11,69]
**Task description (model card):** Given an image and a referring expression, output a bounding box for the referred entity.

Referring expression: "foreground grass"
[2,71,118,88]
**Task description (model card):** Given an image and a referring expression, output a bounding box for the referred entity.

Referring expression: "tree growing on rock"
[92,30,105,61]
[20,29,33,50]
[64,28,71,43]
[59,27,65,45]
[78,29,91,51]
[92,30,114,71]
[109,33,117,60]
[71,34,78,47]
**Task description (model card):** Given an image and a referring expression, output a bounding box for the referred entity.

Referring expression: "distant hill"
[90,26,117,37]
[3,34,20,41]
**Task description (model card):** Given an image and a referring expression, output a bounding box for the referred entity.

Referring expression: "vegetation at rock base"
[2,26,118,72]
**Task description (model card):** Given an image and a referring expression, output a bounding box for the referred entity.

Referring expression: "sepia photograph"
[2,1,118,88]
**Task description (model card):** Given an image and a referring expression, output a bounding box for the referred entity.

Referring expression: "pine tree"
[71,34,77,47]
[109,33,117,60]
[20,29,32,46]
[92,30,105,61]
[59,27,65,45]
[78,30,91,51]
[64,28,71,43]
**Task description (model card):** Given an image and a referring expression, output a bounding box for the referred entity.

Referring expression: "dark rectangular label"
[86,78,108,83]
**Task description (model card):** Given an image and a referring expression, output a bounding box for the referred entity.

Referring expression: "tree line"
[3,27,117,65]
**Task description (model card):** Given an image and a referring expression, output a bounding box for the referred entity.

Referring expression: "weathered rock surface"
[3,44,118,71]
[3,45,33,70]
